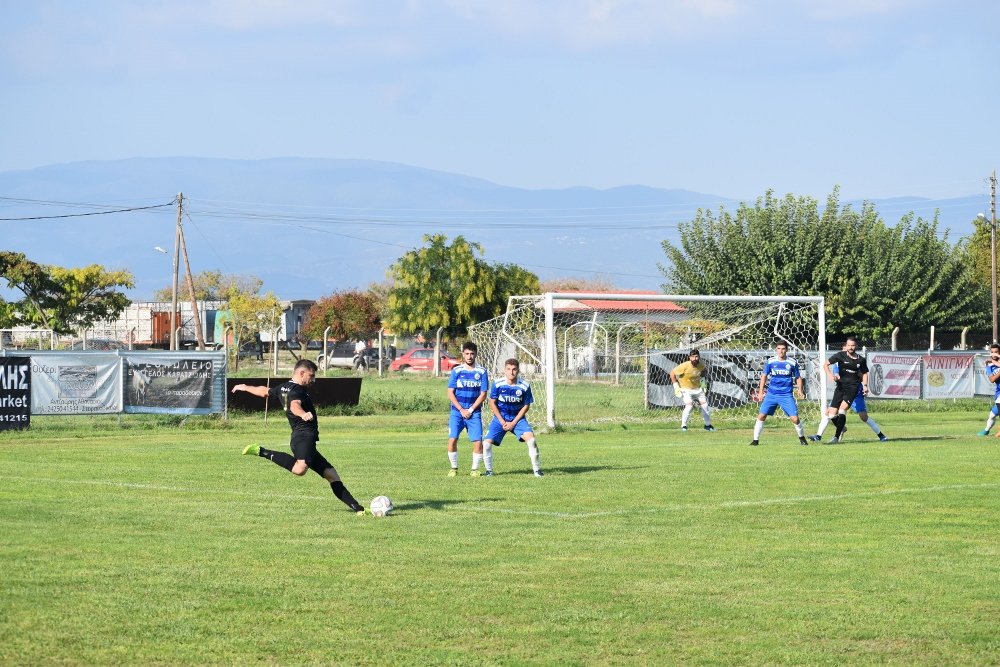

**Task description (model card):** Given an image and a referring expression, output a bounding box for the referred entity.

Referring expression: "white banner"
[922,354,975,399]
[867,354,921,399]
[30,353,123,414]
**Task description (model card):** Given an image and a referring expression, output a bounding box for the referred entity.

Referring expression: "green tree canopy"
[153,270,262,302]
[385,234,539,337]
[215,287,282,370]
[301,290,381,342]
[659,189,988,339]
[0,251,134,335]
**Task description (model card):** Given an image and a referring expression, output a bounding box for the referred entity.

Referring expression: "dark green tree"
[659,189,988,339]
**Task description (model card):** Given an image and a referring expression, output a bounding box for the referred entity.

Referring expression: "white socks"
[526,439,541,473]
[448,451,458,469]
[483,441,494,471]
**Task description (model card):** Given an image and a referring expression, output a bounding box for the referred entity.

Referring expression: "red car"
[389,347,460,372]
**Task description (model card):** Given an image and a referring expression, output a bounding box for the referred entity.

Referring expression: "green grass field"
[2,393,999,665]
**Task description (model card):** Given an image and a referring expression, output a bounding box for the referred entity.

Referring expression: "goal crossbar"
[471,293,827,429]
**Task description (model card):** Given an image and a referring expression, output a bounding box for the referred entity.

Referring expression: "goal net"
[468,293,827,430]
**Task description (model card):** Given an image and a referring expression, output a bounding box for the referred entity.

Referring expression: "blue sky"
[1,1,999,202]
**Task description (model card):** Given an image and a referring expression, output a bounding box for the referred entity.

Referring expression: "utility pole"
[171,193,182,350]
[179,216,206,350]
[992,171,998,344]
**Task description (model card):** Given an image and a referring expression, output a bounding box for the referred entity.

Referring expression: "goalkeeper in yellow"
[669,349,715,432]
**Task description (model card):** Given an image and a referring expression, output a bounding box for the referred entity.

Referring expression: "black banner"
[124,357,214,414]
[0,356,31,430]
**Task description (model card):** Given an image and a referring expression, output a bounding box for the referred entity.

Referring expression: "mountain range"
[0,157,988,302]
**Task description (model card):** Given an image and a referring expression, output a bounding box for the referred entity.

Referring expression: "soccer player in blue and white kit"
[447,341,489,476]
[483,358,543,477]
[750,341,809,447]
[978,343,1000,436]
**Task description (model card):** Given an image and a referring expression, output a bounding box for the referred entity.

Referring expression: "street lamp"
[979,211,998,344]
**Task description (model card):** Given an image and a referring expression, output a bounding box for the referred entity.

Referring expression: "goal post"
[469,293,827,430]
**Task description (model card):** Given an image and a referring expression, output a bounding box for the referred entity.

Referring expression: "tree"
[301,290,381,342]
[216,288,283,371]
[0,251,133,335]
[966,214,993,286]
[152,270,262,301]
[539,276,618,293]
[385,234,492,337]
[470,262,541,324]
[660,189,988,339]
[385,234,540,337]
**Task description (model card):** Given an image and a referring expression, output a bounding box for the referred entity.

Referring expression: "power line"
[0,200,176,221]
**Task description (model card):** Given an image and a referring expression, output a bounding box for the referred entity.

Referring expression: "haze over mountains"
[0,158,988,302]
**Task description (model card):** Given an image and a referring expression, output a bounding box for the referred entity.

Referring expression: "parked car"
[316,343,390,372]
[389,347,459,372]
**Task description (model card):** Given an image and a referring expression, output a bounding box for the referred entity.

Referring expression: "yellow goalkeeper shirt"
[672,361,706,390]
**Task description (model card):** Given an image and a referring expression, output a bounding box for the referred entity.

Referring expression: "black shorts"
[290,431,332,475]
[831,386,860,410]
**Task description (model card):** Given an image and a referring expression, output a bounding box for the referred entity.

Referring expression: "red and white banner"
[922,354,975,399]
[867,354,921,399]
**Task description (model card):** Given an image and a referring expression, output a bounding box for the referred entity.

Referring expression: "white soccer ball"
[369,495,394,517]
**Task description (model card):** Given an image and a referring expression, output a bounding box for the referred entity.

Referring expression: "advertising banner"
[0,356,31,430]
[867,354,921,399]
[123,356,215,414]
[31,353,123,414]
[922,354,975,399]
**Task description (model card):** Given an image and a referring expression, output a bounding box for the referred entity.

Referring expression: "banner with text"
[31,354,123,414]
[922,354,975,399]
[0,356,31,430]
[123,356,216,414]
[867,354,922,399]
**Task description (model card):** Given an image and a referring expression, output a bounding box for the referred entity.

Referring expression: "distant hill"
[0,157,987,301]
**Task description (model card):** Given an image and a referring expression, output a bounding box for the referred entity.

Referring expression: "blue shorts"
[449,411,484,441]
[485,417,533,444]
[760,393,798,417]
[850,393,867,413]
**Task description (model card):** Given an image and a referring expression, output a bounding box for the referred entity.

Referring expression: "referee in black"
[823,336,868,443]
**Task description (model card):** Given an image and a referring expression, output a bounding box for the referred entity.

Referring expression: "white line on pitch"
[0,475,323,502]
[459,482,1000,518]
[2,476,996,519]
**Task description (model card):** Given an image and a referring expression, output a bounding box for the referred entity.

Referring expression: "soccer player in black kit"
[822,336,887,444]
[232,359,365,515]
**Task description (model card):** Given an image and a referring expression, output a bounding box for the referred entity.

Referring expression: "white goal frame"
[470,292,827,429]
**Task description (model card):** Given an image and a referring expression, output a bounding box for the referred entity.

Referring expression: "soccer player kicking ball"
[669,348,715,432]
[233,359,365,515]
[979,343,1000,436]
[750,341,809,447]
[483,358,543,477]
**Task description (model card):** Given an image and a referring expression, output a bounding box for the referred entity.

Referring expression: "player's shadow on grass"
[395,498,504,511]
[833,435,948,444]
[518,464,645,475]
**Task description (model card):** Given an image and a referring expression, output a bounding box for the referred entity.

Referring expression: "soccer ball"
[369,495,394,517]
